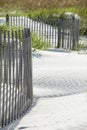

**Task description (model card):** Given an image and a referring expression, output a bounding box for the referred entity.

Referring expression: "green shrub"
[27,7,87,36]
[32,33,49,50]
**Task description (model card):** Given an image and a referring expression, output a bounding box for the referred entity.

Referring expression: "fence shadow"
[48,48,71,53]
[0,97,38,130]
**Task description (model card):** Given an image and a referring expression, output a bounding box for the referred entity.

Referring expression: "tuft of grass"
[0,24,24,40]
[74,41,87,52]
[0,24,23,31]
[32,33,49,50]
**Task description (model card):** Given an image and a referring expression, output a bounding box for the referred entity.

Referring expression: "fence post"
[0,31,2,127]
[28,31,33,103]
[24,28,33,103]
[72,15,76,50]
[76,19,80,48]
[6,14,9,25]
[24,28,30,38]
[57,19,62,48]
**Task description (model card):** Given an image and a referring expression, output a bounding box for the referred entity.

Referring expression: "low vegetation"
[32,33,49,50]
[2,7,87,35]
[27,7,87,35]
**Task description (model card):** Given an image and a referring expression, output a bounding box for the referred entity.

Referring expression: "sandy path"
[33,49,87,98]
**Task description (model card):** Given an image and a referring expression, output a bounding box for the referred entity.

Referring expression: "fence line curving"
[9,16,79,50]
[0,14,79,127]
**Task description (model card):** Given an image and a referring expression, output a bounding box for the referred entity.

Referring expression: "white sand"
[1,49,87,130]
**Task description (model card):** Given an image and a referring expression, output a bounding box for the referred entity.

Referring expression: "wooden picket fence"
[0,14,79,127]
[0,28,32,127]
[9,15,79,50]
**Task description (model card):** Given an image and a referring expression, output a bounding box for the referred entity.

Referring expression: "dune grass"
[32,33,49,50]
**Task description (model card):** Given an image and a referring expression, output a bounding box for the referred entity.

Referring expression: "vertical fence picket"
[2,31,5,127]
[18,30,22,116]
[12,30,14,120]
[49,20,51,46]
[57,19,61,48]
[27,31,33,103]
[0,30,2,127]
[15,31,18,119]
[62,19,64,48]
[4,31,8,125]
[77,19,80,48]
[23,29,27,113]
[8,31,11,124]
[10,16,12,26]
[54,20,56,47]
